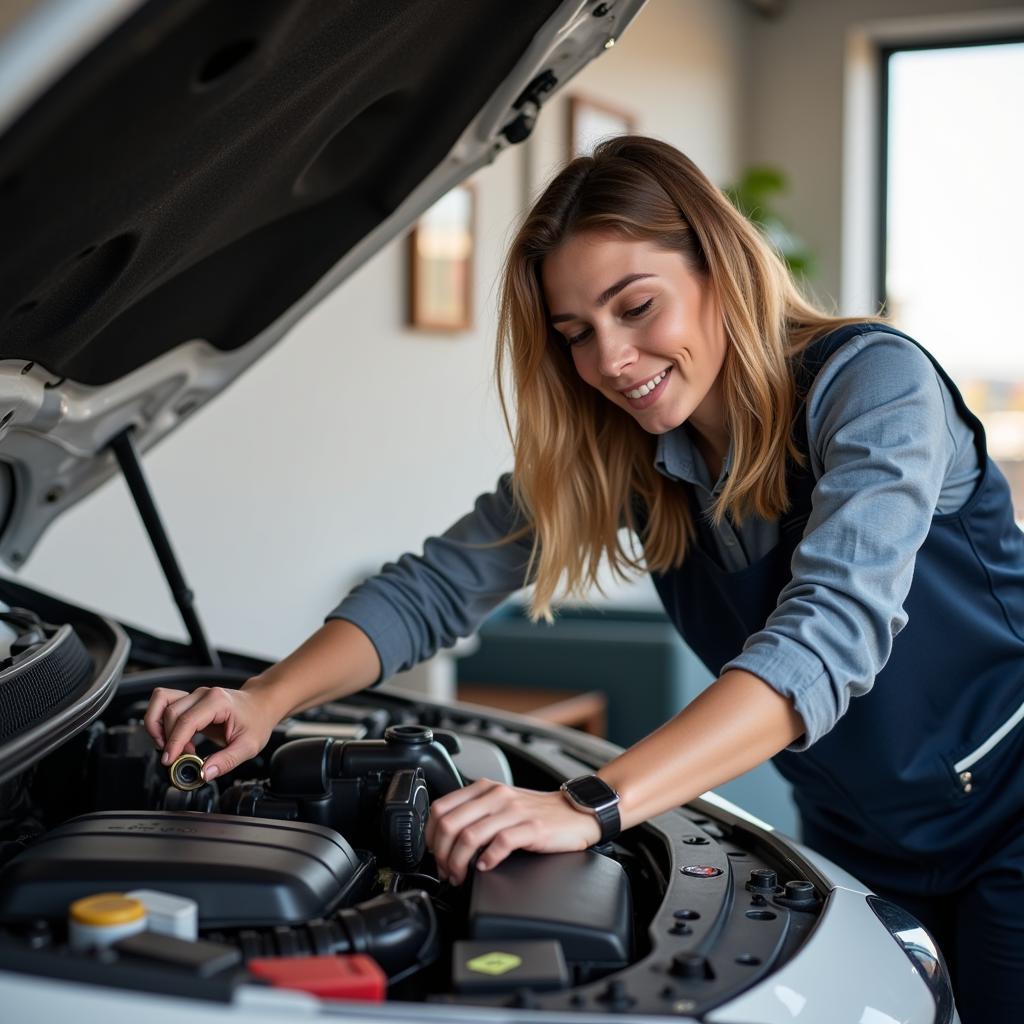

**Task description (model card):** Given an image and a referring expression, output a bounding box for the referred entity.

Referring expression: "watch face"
[566,775,615,806]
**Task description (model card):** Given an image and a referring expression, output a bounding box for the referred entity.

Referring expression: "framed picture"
[568,93,637,160]
[408,182,475,331]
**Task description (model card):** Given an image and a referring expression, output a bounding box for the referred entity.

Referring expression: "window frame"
[876,33,1024,314]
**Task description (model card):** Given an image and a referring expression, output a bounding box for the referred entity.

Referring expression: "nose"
[594,326,637,382]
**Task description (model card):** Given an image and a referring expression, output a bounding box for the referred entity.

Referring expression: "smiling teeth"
[626,370,667,399]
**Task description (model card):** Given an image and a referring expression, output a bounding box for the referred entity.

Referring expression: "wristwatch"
[560,774,621,843]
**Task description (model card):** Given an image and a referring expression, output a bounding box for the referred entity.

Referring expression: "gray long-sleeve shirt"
[327,330,981,750]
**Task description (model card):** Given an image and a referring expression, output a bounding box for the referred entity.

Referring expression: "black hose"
[205,890,440,979]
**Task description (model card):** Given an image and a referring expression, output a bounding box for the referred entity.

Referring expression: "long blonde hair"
[496,135,884,621]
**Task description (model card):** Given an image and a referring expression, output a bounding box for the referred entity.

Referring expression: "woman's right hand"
[143,683,279,782]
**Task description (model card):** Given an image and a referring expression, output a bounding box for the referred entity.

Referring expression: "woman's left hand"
[425,778,602,885]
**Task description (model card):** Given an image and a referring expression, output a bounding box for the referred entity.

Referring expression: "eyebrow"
[549,273,657,324]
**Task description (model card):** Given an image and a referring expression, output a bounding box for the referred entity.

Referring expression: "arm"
[722,331,966,748]
[326,472,533,680]
[426,668,803,884]
[598,668,804,828]
[147,474,533,777]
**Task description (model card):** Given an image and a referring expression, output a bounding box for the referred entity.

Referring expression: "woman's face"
[541,231,728,439]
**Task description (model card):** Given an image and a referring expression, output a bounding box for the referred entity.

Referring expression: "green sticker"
[466,951,523,976]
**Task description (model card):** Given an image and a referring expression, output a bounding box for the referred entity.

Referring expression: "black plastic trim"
[0,579,128,785]
[0,937,247,1004]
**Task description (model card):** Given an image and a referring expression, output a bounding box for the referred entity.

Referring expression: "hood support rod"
[108,427,220,667]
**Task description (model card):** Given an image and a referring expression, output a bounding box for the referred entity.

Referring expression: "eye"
[560,298,653,347]
[566,325,592,346]
[624,297,654,319]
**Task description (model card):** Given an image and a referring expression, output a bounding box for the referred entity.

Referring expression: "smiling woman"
[495,137,870,620]
[149,135,1024,1023]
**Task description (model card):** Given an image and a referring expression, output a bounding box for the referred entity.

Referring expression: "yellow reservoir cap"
[70,893,146,926]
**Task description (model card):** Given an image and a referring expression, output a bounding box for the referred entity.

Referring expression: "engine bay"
[0,592,831,1017]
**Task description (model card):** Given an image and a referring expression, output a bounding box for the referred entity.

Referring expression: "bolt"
[784,880,815,902]
[747,868,777,892]
[670,952,708,979]
[599,978,634,1008]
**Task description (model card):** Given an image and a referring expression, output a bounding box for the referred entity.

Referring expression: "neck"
[687,381,730,481]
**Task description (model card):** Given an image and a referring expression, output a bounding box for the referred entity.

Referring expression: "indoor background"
[17,0,1024,831]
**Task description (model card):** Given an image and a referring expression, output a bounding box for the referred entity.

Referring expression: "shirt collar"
[654,425,733,495]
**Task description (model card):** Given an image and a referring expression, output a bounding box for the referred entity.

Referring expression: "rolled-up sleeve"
[325,473,534,683]
[722,332,958,749]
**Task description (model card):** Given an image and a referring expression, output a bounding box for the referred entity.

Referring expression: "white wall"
[16,1,750,661]
[742,0,1022,311]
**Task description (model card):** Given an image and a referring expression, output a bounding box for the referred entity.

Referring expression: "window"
[881,39,1024,516]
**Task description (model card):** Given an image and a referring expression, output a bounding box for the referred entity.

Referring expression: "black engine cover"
[0,810,363,927]
[468,849,633,969]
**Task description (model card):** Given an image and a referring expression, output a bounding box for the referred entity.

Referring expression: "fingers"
[160,688,209,764]
[161,687,241,765]
[143,687,188,749]
[427,788,597,885]
[476,823,537,874]
[144,684,271,785]
[429,777,499,820]
[427,779,500,871]
[444,812,529,885]
[199,733,260,782]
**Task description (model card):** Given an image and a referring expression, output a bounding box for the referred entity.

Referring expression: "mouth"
[620,365,672,408]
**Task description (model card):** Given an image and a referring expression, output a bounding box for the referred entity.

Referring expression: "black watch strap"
[560,774,621,843]
[592,799,620,843]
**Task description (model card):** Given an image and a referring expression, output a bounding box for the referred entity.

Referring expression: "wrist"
[240,670,294,726]
[566,803,602,847]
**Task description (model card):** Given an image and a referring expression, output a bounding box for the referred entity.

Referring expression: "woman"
[146,136,1023,1020]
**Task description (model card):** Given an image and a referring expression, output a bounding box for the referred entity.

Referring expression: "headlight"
[866,896,956,1024]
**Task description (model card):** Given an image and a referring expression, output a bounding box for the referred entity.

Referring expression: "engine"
[0,599,826,1018]
[0,693,637,1003]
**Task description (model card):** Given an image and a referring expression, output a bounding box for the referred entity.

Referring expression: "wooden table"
[456,684,607,737]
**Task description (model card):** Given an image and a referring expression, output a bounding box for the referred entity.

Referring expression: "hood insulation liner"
[0,0,560,384]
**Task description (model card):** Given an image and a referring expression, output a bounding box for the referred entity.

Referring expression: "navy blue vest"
[649,323,1024,886]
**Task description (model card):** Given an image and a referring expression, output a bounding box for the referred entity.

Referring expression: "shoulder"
[804,328,948,443]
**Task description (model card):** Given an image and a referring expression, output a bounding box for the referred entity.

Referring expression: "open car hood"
[0,0,644,568]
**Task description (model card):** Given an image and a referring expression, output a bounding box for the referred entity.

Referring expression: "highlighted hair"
[495,136,883,621]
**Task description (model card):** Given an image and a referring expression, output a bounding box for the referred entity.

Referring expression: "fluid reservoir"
[68,893,147,950]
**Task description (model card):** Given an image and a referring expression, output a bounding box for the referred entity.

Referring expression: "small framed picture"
[408,182,475,332]
[568,93,637,159]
